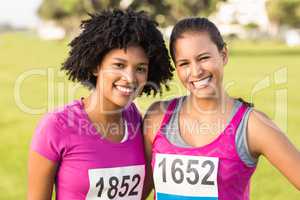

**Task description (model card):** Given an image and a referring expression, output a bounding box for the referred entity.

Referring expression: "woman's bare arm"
[141,101,167,199]
[247,110,300,190]
[27,151,57,200]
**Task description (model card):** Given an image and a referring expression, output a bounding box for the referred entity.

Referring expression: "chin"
[113,98,134,108]
[192,90,217,99]
[193,94,217,99]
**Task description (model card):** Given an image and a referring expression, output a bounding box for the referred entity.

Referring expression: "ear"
[221,46,228,66]
[92,65,100,76]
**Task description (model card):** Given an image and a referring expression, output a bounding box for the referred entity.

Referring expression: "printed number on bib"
[86,165,145,200]
[153,154,219,200]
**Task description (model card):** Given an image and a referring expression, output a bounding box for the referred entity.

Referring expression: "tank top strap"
[158,98,179,131]
[225,103,249,135]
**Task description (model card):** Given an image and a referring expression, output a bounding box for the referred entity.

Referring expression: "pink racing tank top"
[151,98,256,200]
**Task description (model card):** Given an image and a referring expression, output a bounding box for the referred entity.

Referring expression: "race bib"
[153,153,219,200]
[86,165,145,200]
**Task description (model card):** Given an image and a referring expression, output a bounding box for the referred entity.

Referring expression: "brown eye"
[113,63,125,68]
[136,65,147,73]
[178,62,188,67]
[200,56,210,61]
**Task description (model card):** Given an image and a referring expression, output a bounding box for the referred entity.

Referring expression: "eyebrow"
[113,58,127,62]
[112,57,149,65]
[176,52,210,64]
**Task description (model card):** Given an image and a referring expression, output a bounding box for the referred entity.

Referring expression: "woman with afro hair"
[28,9,173,200]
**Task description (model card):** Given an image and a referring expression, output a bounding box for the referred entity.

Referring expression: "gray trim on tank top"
[161,96,258,167]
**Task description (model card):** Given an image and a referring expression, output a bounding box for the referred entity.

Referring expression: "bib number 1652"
[159,157,216,185]
[153,154,219,198]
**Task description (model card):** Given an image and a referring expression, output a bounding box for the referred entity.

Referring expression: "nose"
[122,67,136,83]
[191,62,203,77]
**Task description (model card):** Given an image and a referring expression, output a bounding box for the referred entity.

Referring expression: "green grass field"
[1,32,299,199]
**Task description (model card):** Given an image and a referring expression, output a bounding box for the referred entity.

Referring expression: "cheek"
[212,66,224,84]
[96,72,116,89]
[213,62,224,76]
[136,72,148,85]
[176,67,189,82]
[203,61,222,76]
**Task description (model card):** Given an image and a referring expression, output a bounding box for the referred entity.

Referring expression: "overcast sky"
[0,0,42,27]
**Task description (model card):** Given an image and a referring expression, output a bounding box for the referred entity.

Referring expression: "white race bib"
[86,165,145,200]
[153,153,219,200]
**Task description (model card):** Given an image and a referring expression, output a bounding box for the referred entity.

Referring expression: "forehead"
[174,32,218,58]
[105,45,149,61]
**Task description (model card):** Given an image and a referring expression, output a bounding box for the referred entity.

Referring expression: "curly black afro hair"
[61,9,174,96]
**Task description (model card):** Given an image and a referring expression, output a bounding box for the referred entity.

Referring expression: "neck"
[186,90,233,115]
[83,91,123,125]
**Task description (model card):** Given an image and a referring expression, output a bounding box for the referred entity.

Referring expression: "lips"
[190,76,212,89]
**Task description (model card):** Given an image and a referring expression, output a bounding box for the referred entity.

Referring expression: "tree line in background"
[266,0,300,29]
[38,0,224,33]
[38,0,300,34]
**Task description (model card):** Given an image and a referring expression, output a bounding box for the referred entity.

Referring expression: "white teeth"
[115,85,134,94]
[193,76,211,89]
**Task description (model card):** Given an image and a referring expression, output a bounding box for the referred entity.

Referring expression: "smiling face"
[94,45,149,110]
[174,31,228,99]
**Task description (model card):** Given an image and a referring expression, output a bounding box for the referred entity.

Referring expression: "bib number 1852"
[86,165,145,200]
[96,174,141,198]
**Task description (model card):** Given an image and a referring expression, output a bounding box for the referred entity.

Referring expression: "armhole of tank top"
[162,99,179,132]
[160,96,192,147]
[157,99,177,131]
[235,107,258,167]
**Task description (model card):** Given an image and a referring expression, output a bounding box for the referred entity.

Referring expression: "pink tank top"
[151,98,256,200]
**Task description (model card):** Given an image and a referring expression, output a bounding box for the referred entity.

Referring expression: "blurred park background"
[1,0,300,199]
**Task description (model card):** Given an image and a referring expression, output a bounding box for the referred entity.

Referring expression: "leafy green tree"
[266,0,300,28]
[38,0,224,32]
[129,0,223,27]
